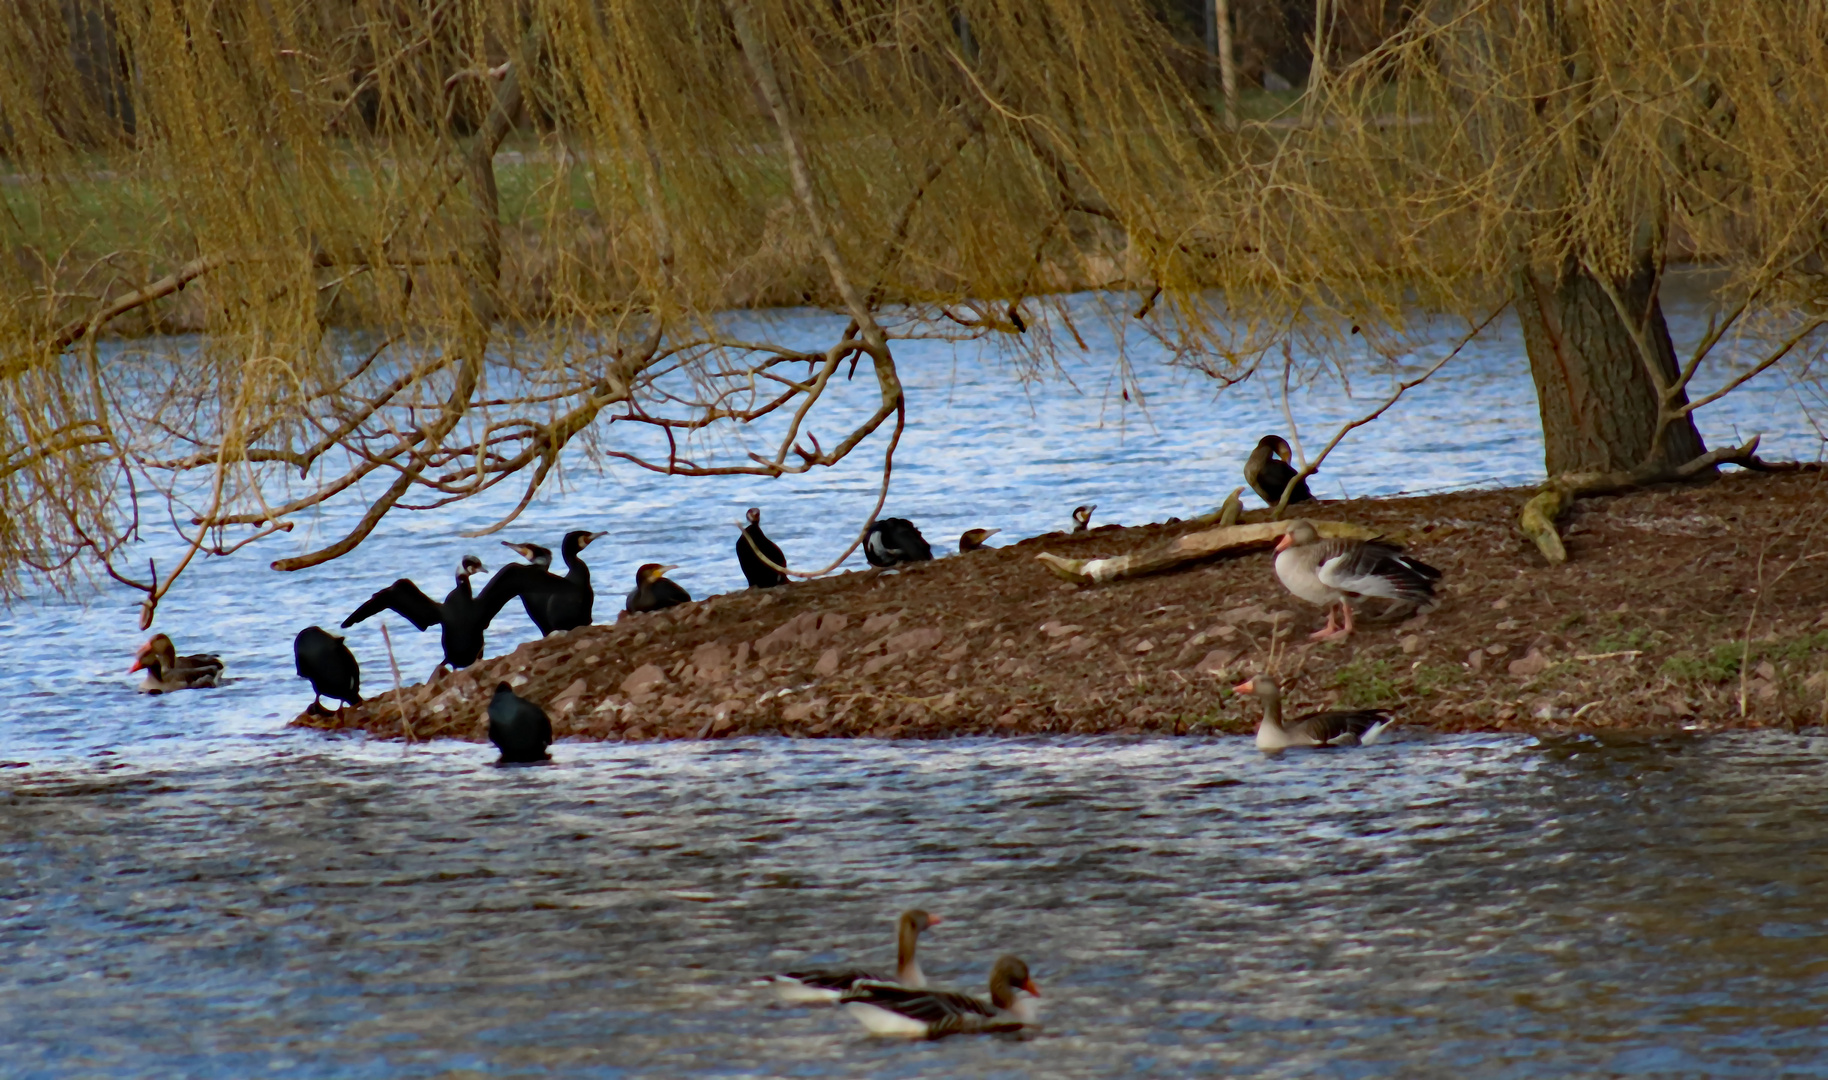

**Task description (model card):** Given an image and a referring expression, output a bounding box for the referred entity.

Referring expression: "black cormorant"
[1244,435,1315,507]
[626,563,692,613]
[1071,505,1095,532]
[864,518,932,567]
[736,507,788,588]
[958,528,1000,553]
[487,682,553,763]
[294,626,361,716]
[342,554,491,673]
[486,530,606,635]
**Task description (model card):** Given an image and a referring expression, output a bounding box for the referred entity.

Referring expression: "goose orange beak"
[1232,678,1255,695]
[128,642,152,673]
[1273,532,1294,553]
[1023,978,1042,997]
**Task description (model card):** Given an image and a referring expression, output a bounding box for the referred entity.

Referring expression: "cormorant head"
[1256,434,1295,463]
[502,541,553,570]
[459,554,487,578]
[958,527,1000,552]
[1232,674,1282,703]
[744,507,762,528]
[492,681,516,700]
[635,563,678,586]
[1071,504,1095,530]
[563,530,607,556]
[1273,519,1320,553]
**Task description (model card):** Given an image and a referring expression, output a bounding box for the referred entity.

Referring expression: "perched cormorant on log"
[489,530,606,635]
[957,528,1000,553]
[1244,435,1314,507]
[736,507,788,588]
[626,563,692,613]
[129,634,224,693]
[864,518,932,567]
[294,626,361,716]
[1071,505,1095,532]
[342,554,491,673]
[487,682,553,763]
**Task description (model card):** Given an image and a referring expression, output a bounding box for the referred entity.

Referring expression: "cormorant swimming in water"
[1245,434,1315,507]
[626,563,692,613]
[487,530,606,635]
[1071,505,1095,533]
[864,518,932,567]
[736,507,788,588]
[129,634,224,693]
[958,528,1000,553]
[488,682,553,763]
[342,554,491,673]
[294,626,362,716]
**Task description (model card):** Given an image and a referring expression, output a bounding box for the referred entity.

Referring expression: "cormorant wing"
[342,579,442,631]
[473,562,549,624]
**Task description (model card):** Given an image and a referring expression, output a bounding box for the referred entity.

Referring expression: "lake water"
[2,295,1826,1076]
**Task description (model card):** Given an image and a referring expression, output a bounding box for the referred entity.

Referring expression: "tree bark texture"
[1512,258,1708,476]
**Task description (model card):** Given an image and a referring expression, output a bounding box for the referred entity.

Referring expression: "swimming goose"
[294,626,362,715]
[767,909,942,1004]
[1274,519,1441,640]
[487,682,553,763]
[864,518,933,567]
[736,507,788,588]
[957,528,1000,553]
[1070,504,1095,532]
[1244,434,1315,507]
[342,554,491,672]
[128,634,224,693]
[1233,675,1394,749]
[842,954,1041,1038]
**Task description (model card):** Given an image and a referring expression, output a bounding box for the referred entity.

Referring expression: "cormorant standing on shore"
[487,530,606,635]
[627,563,692,613]
[736,507,788,588]
[1071,505,1095,533]
[342,554,491,673]
[294,626,362,716]
[487,682,553,763]
[958,528,1000,553]
[864,518,932,567]
[1245,435,1314,507]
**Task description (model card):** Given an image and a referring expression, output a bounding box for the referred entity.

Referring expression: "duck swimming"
[1233,675,1394,749]
[767,909,943,1004]
[842,954,1041,1038]
[129,634,224,693]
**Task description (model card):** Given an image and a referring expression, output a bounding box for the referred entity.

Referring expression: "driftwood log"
[1036,519,1376,585]
[1519,436,1764,564]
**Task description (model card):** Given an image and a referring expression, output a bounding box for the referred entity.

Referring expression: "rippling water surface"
[3,296,1827,1076]
[6,734,1828,1077]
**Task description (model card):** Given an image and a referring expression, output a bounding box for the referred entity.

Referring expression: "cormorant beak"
[581,531,607,548]
[1273,532,1294,553]
[1022,978,1042,997]
[981,529,1001,540]
[1232,678,1255,695]
[502,541,531,557]
[658,564,679,576]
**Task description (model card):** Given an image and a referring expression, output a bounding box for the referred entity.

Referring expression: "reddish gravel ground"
[296,468,1828,745]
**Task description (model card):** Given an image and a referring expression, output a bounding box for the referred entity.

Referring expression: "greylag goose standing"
[842,954,1041,1038]
[1244,434,1315,507]
[626,563,691,613]
[487,682,553,763]
[1274,519,1440,640]
[864,518,932,567]
[767,909,942,1004]
[1234,675,1393,750]
[342,554,491,672]
[957,528,1000,553]
[736,507,788,588]
[129,634,224,693]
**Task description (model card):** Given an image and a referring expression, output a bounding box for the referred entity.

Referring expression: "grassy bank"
[296,469,1828,745]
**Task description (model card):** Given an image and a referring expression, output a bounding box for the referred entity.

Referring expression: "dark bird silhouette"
[626,563,691,613]
[342,554,491,673]
[736,507,788,588]
[294,626,361,716]
[1071,504,1095,532]
[485,530,606,635]
[128,633,224,693]
[1244,434,1315,507]
[864,518,932,567]
[957,528,1000,553]
[487,682,553,763]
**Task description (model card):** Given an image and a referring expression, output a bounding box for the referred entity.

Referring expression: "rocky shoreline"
[295,469,1828,744]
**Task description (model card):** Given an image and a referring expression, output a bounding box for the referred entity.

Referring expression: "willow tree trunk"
[1512,258,1708,476]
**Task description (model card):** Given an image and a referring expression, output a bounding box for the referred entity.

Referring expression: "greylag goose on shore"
[129,634,224,693]
[766,909,942,1004]
[1234,675,1393,750]
[1274,519,1441,640]
[1244,434,1314,507]
[842,954,1041,1038]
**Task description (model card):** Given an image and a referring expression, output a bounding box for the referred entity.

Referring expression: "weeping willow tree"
[2,1,1825,620]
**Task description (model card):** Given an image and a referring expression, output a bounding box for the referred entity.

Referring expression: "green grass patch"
[1333,659,1398,707]
[1411,662,1465,695]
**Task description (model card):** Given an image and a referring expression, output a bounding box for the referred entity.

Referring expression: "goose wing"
[776,967,887,994]
[1286,708,1394,745]
[1314,539,1441,605]
[841,983,999,1035]
[343,579,443,631]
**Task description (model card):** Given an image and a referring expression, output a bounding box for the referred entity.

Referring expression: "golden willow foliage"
[1,0,1825,614]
